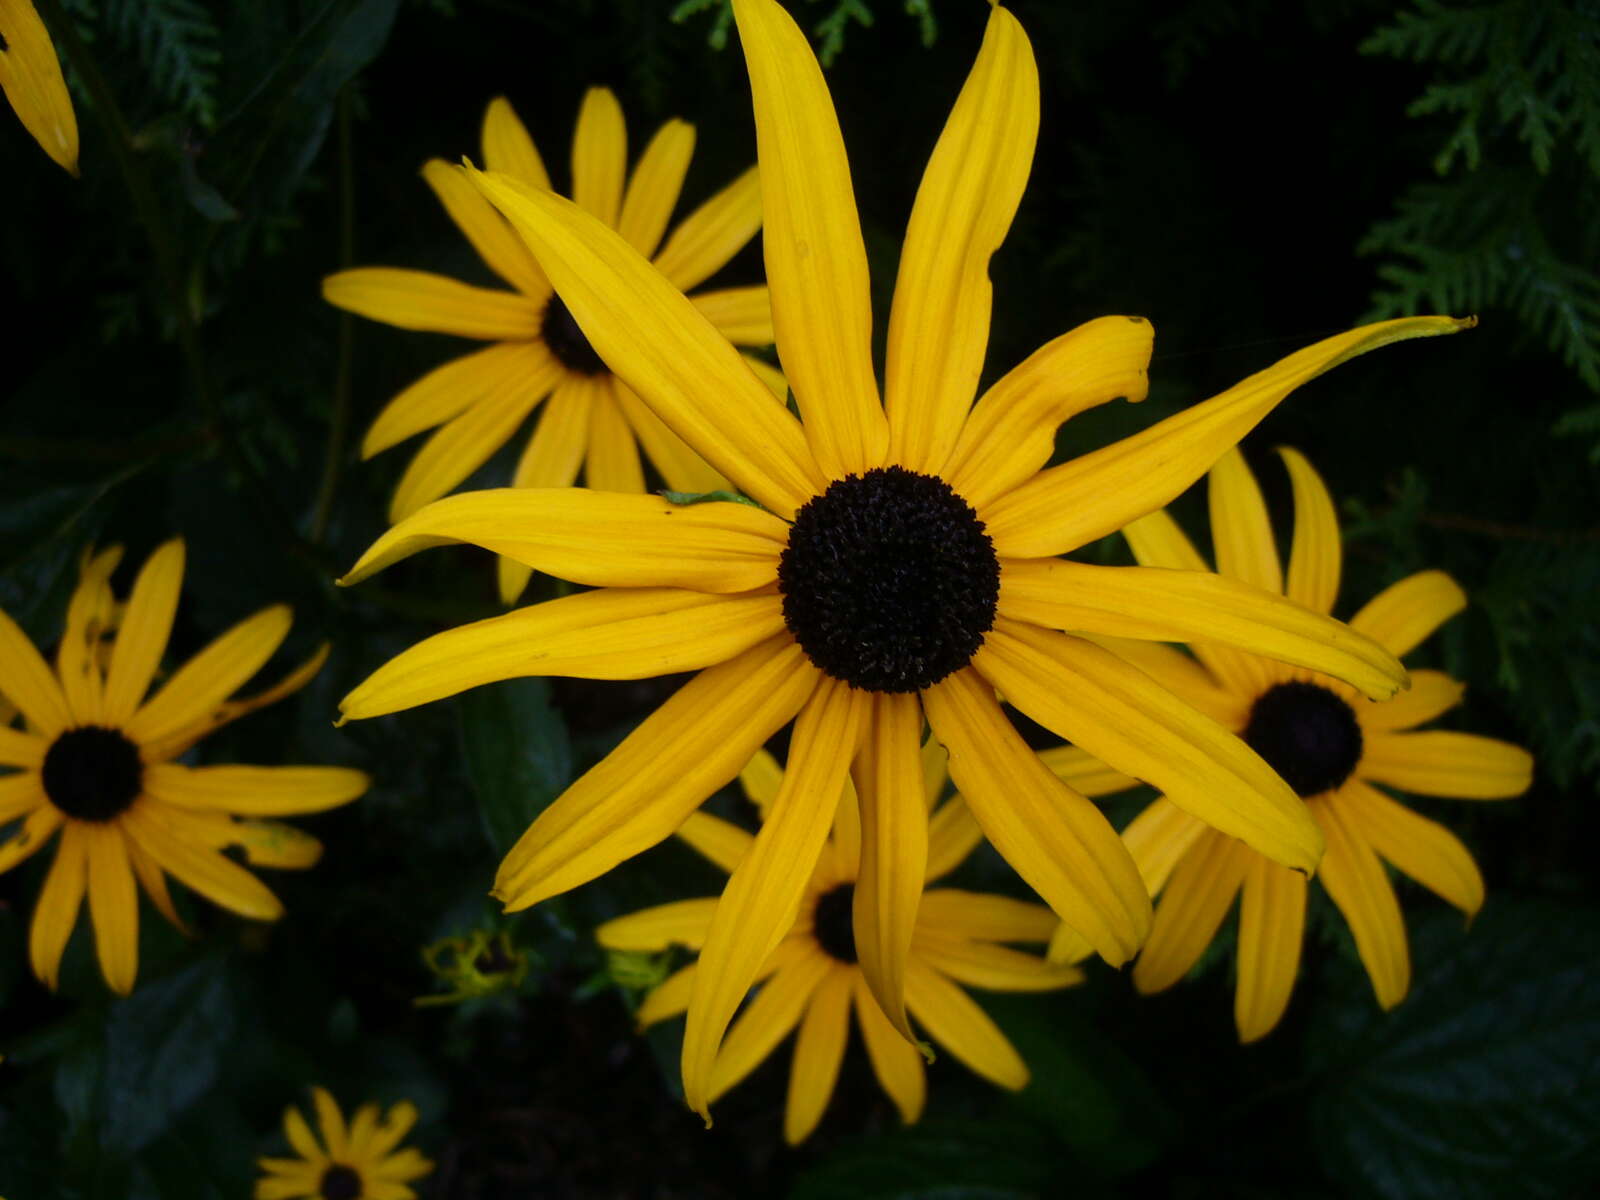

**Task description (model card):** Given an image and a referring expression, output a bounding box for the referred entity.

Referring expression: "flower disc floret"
[778,467,999,693]
[812,882,858,963]
[41,726,144,823]
[1243,676,1364,798]
[318,1164,363,1200]
[540,294,607,376]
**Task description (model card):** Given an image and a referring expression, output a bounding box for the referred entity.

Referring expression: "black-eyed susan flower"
[0,541,367,994]
[339,0,1469,1120]
[324,89,778,603]
[256,1088,431,1200]
[598,745,1089,1143]
[1050,447,1534,1041]
[0,0,78,174]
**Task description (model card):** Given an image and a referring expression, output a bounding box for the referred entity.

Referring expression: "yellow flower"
[323,89,777,603]
[0,541,367,994]
[338,0,1467,1120]
[599,745,1084,1143]
[0,0,79,174]
[256,1088,432,1200]
[1050,447,1534,1041]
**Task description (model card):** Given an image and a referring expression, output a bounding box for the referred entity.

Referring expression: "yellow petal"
[421,159,549,298]
[312,1088,349,1159]
[481,96,551,191]
[0,0,79,173]
[730,0,887,479]
[904,958,1027,1090]
[618,118,695,259]
[851,691,927,1046]
[0,769,45,821]
[341,487,787,594]
[85,822,140,994]
[852,972,925,1124]
[997,557,1406,700]
[494,636,818,909]
[571,87,627,228]
[29,821,86,989]
[983,316,1477,558]
[585,382,645,492]
[683,676,866,1123]
[0,802,62,875]
[127,837,186,933]
[1358,669,1465,733]
[342,589,784,721]
[283,1102,327,1162]
[102,538,185,725]
[1121,795,1209,899]
[945,316,1152,509]
[1361,730,1533,799]
[613,378,729,494]
[924,796,983,882]
[365,1100,420,1161]
[1033,744,1138,799]
[884,4,1038,476]
[1132,831,1248,994]
[916,889,1059,944]
[783,963,852,1144]
[0,606,71,736]
[141,643,332,763]
[1313,795,1410,1009]
[322,268,542,340]
[690,285,774,346]
[125,605,293,748]
[705,942,829,1104]
[1085,634,1249,728]
[914,932,1083,992]
[1234,855,1306,1042]
[742,351,788,400]
[737,747,784,817]
[498,380,593,605]
[468,168,823,515]
[921,665,1150,965]
[596,897,721,951]
[1349,569,1467,658]
[1337,778,1484,915]
[673,810,753,875]
[652,165,763,292]
[122,803,283,921]
[226,820,324,871]
[362,343,549,460]
[637,962,699,1028]
[975,621,1322,872]
[1208,447,1283,595]
[344,1104,380,1158]
[370,1148,432,1185]
[255,1175,319,1200]
[144,763,367,816]
[1279,447,1342,615]
[56,544,122,725]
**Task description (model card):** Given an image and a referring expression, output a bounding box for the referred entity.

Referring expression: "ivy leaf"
[457,677,573,857]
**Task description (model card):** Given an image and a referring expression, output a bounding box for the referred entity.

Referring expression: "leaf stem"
[312,85,358,543]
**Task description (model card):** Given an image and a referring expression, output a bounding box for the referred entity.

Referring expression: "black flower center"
[41,726,144,822]
[1242,681,1364,798]
[778,467,1000,693]
[813,884,857,964]
[320,1164,363,1200]
[540,294,607,376]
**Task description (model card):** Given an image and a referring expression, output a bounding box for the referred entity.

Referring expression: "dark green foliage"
[674,0,937,64]
[105,0,222,128]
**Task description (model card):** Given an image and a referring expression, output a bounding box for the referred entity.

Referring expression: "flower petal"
[1358,669,1465,733]
[322,268,542,340]
[730,0,887,479]
[705,943,830,1104]
[56,544,122,725]
[597,898,721,952]
[481,96,551,190]
[312,1088,349,1159]
[144,763,367,816]
[283,1102,327,1162]
[85,823,140,994]
[122,803,283,921]
[904,959,1027,1090]
[1087,634,1249,728]
[0,0,79,173]
[998,557,1406,700]
[651,165,763,291]
[1349,569,1467,658]
[1132,831,1248,995]
[851,691,927,1046]
[363,343,552,459]
[1122,795,1209,899]
[982,317,1476,558]
[915,932,1083,992]
[924,796,983,882]
[422,159,549,297]
[946,316,1152,509]
[1361,730,1533,799]
[1208,447,1283,595]
[468,168,823,515]
[1234,855,1306,1043]
[102,539,185,725]
[638,962,699,1028]
[738,747,784,817]
[341,488,787,594]
[0,769,45,821]
[571,87,627,228]
[690,285,774,346]
[1336,778,1483,916]
[917,889,1058,944]
[613,378,729,494]
[783,963,852,1144]
[497,379,592,604]
[142,643,331,763]
[1034,744,1139,798]
[0,724,48,770]
[884,3,1038,475]
[921,665,1150,965]
[683,676,867,1122]
[0,803,63,875]
[853,972,925,1124]
[365,1101,420,1161]
[226,820,324,871]
[976,620,1322,871]
[1313,795,1410,1009]
[127,837,186,933]
[674,810,753,875]
[618,118,695,259]
[29,821,86,989]
[585,383,645,493]
[494,636,819,910]
[1279,447,1341,615]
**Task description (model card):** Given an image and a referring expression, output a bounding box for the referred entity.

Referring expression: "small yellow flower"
[599,745,1084,1143]
[324,89,776,603]
[256,1088,432,1200]
[1050,447,1534,1040]
[0,541,367,994]
[0,0,79,174]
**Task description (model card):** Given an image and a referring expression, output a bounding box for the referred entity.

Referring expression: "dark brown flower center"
[812,883,858,964]
[540,294,607,376]
[1242,681,1364,798]
[777,467,999,693]
[41,726,144,822]
[320,1163,363,1200]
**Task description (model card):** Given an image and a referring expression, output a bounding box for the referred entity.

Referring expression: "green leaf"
[457,677,574,857]
[790,1119,1068,1200]
[658,488,763,509]
[1308,896,1600,1199]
